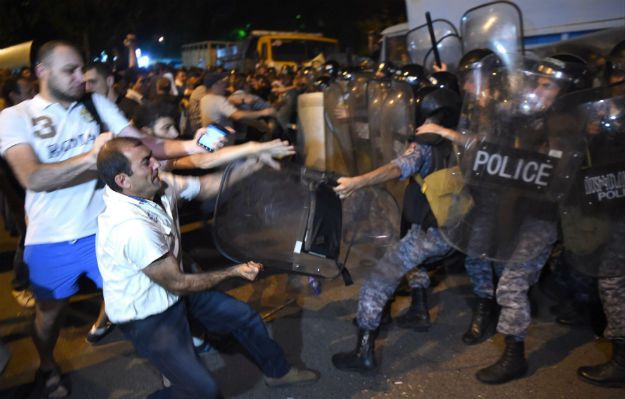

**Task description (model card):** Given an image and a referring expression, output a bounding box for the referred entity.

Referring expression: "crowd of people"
[0,31,623,399]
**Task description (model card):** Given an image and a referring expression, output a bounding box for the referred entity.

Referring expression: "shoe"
[86,321,114,344]
[476,335,528,384]
[11,289,35,308]
[192,336,213,354]
[578,339,625,388]
[395,288,431,332]
[265,367,319,387]
[462,297,497,345]
[332,329,377,372]
[35,366,70,398]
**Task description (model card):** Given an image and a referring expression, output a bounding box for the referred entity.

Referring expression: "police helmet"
[427,71,460,94]
[375,61,397,79]
[314,75,332,91]
[394,64,425,87]
[458,48,497,73]
[414,84,462,129]
[323,60,340,80]
[535,54,592,93]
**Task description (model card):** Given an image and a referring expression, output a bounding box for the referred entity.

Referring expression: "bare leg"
[33,299,68,370]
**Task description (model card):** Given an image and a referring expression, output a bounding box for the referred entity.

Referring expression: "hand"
[90,132,113,158]
[258,139,295,159]
[334,106,349,120]
[334,176,361,199]
[235,261,263,281]
[257,152,280,170]
[123,33,137,48]
[433,63,448,72]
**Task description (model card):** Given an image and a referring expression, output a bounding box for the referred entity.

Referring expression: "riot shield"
[212,161,400,278]
[378,80,416,165]
[324,80,356,175]
[346,72,375,175]
[460,1,524,68]
[406,19,462,73]
[368,79,393,168]
[559,83,625,277]
[437,57,586,263]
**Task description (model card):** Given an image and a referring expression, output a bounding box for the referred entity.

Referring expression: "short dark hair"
[84,62,112,78]
[132,100,177,129]
[97,137,142,192]
[36,40,80,65]
[2,76,21,104]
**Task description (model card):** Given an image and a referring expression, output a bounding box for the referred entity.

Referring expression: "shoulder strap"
[80,93,105,134]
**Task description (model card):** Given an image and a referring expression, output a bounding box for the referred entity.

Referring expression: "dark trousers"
[118,290,291,399]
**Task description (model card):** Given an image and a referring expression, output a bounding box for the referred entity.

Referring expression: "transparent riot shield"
[324,80,356,175]
[368,79,393,168]
[378,80,416,165]
[212,161,400,279]
[559,83,625,277]
[423,35,463,73]
[406,19,461,73]
[346,72,375,175]
[460,1,524,68]
[436,57,586,263]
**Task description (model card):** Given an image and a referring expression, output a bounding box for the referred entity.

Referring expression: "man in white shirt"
[199,73,276,129]
[0,40,210,398]
[96,137,318,398]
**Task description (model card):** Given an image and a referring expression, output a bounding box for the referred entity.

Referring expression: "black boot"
[395,288,430,332]
[578,339,625,388]
[332,329,377,372]
[476,335,528,384]
[463,297,497,345]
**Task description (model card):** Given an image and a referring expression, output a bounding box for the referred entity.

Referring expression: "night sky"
[0,0,406,60]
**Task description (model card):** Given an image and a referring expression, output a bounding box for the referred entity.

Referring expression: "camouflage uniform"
[355,143,452,331]
[464,220,557,338]
[599,276,625,339]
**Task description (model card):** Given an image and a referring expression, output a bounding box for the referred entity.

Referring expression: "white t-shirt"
[199,93,238,128]
[96,173,200,323]
[0,94,129,245]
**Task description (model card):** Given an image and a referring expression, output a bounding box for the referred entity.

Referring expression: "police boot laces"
[477,336,528,384]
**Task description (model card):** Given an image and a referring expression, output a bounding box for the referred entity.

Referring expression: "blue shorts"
[24,234,102,301]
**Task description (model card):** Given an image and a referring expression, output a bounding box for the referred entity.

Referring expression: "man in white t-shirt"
[0,40,211,398]
[96,137,318,398]
[199,73,276,128]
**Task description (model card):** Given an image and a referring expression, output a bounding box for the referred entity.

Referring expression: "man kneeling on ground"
[95,137,318,398]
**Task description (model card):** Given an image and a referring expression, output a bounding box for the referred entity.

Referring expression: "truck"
[182,31,340,72]
[380,0,625,67]
[181,40,238,68]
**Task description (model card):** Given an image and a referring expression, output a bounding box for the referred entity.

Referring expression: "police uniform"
[356,142,453,331]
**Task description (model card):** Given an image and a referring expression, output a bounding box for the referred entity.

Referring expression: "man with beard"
[0,40,212,398]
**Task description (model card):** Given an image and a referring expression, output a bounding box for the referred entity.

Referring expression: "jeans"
[118,290,291,399]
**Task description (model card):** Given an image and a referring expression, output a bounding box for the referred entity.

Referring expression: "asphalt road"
[0,223,623,399]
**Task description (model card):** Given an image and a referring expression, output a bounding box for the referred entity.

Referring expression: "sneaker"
[86,321,114,344]
[192,336,213,354]
[265,367,319,387]
[11,289,35,308]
